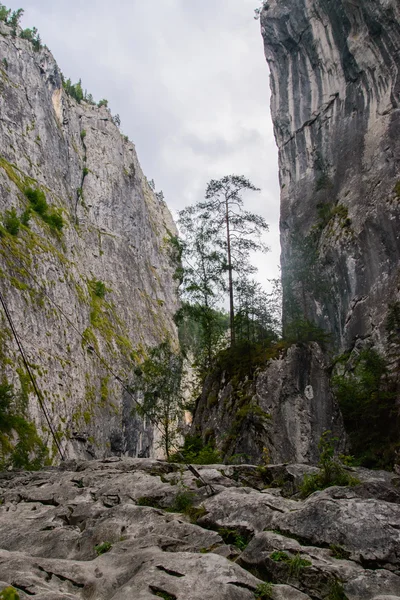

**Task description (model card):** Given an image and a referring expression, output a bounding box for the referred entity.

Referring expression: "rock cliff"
[192,0,400,466]
[0,21,179,463]
[261,0,400,350]
[191,343,345,465]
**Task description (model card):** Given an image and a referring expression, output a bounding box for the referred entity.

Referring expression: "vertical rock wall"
[192,1,400,465]
[0,22,179,461]
[261,0,400,352]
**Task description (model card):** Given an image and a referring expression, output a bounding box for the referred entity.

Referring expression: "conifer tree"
[199,175,269,345]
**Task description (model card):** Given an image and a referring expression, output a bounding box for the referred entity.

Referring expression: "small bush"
[327,580,348,600]
[25,187,48,215]
[44,209,64,231]
[254,582,273,599]
[332,348,398,468]
[0,588,20,600]
[98,98,108,108]
[169,490,195,513]
[63,78,84,103]
[330,544,351,560]
[20,26,41,51]
[270,550,311,577]
[80,129,86,140]
[217,527,248,551]
[0,381,48,471]
[169,434,221,465]
[90,279,106,298]
[270,550,290,562]
[24,188,64,231]
[167,490,206,522]
[300,431,360,498]
[95,541,112,555]
[288,553,312,578]
[284,319,331,347]
[3,208,20,235]
[20,208,31,226]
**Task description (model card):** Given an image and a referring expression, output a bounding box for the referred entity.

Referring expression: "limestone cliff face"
[192,1,400,465]
[191,343,345,465]
[261,0,400,352]
[0,22,179,461]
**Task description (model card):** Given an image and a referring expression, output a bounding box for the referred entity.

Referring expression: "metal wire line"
[0,287,65,461]
[0,240,215,493]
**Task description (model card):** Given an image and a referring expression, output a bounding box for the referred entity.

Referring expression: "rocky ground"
[0,458,399,599]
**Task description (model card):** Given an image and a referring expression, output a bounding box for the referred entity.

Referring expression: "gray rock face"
[192,342,345,464]
[261,0,400,350]
[239,530,400,600]
[274,485,400,567]
[0,25,179,461]
[0,459,399,599]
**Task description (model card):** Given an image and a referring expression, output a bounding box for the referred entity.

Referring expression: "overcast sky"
[7,0,281,285]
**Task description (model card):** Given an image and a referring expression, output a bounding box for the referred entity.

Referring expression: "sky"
[6,0,281,285]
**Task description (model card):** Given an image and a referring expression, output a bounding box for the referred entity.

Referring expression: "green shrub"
[332,348,398,468]
[98,98,108,108]
[25,187,48,215]
[169,490,195,512]
[20,208,31,226]
[24,187,64,232]
[167,490,206,522]
[63,78,84,103]
[89,279,106,299]
[3,208,20,235]
[80,129,86,140]
[217,527,248,550]
[0,5,10,22]
[288,553,312,578]
[44,209,64,231]
[94,541,112,555]
[330,544,351,560]
[0,587,20,600]
[169,434,221,465]
[284,319,331,347]
[300,431,360,498]
[270,550,311,577]
[270,550,290,562]
[0,380,48,471]
[20,26,41,51]
[327,580,348,600]
[254,582,273,599]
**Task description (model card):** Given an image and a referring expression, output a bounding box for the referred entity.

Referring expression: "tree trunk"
[225,195,235,346]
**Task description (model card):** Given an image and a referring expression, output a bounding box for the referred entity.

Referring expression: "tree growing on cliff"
[0,4,23,33]
[177,206,227,370]
[235,277,278,344]
[201,175,268,345]
[133,341,184,459]
[178,175,269,349]
[254,1,269,20]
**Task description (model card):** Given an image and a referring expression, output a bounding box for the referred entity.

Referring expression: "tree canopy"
[179,175,269,352]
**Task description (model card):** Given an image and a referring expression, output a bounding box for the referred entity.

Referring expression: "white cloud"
[7,0,280,284]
